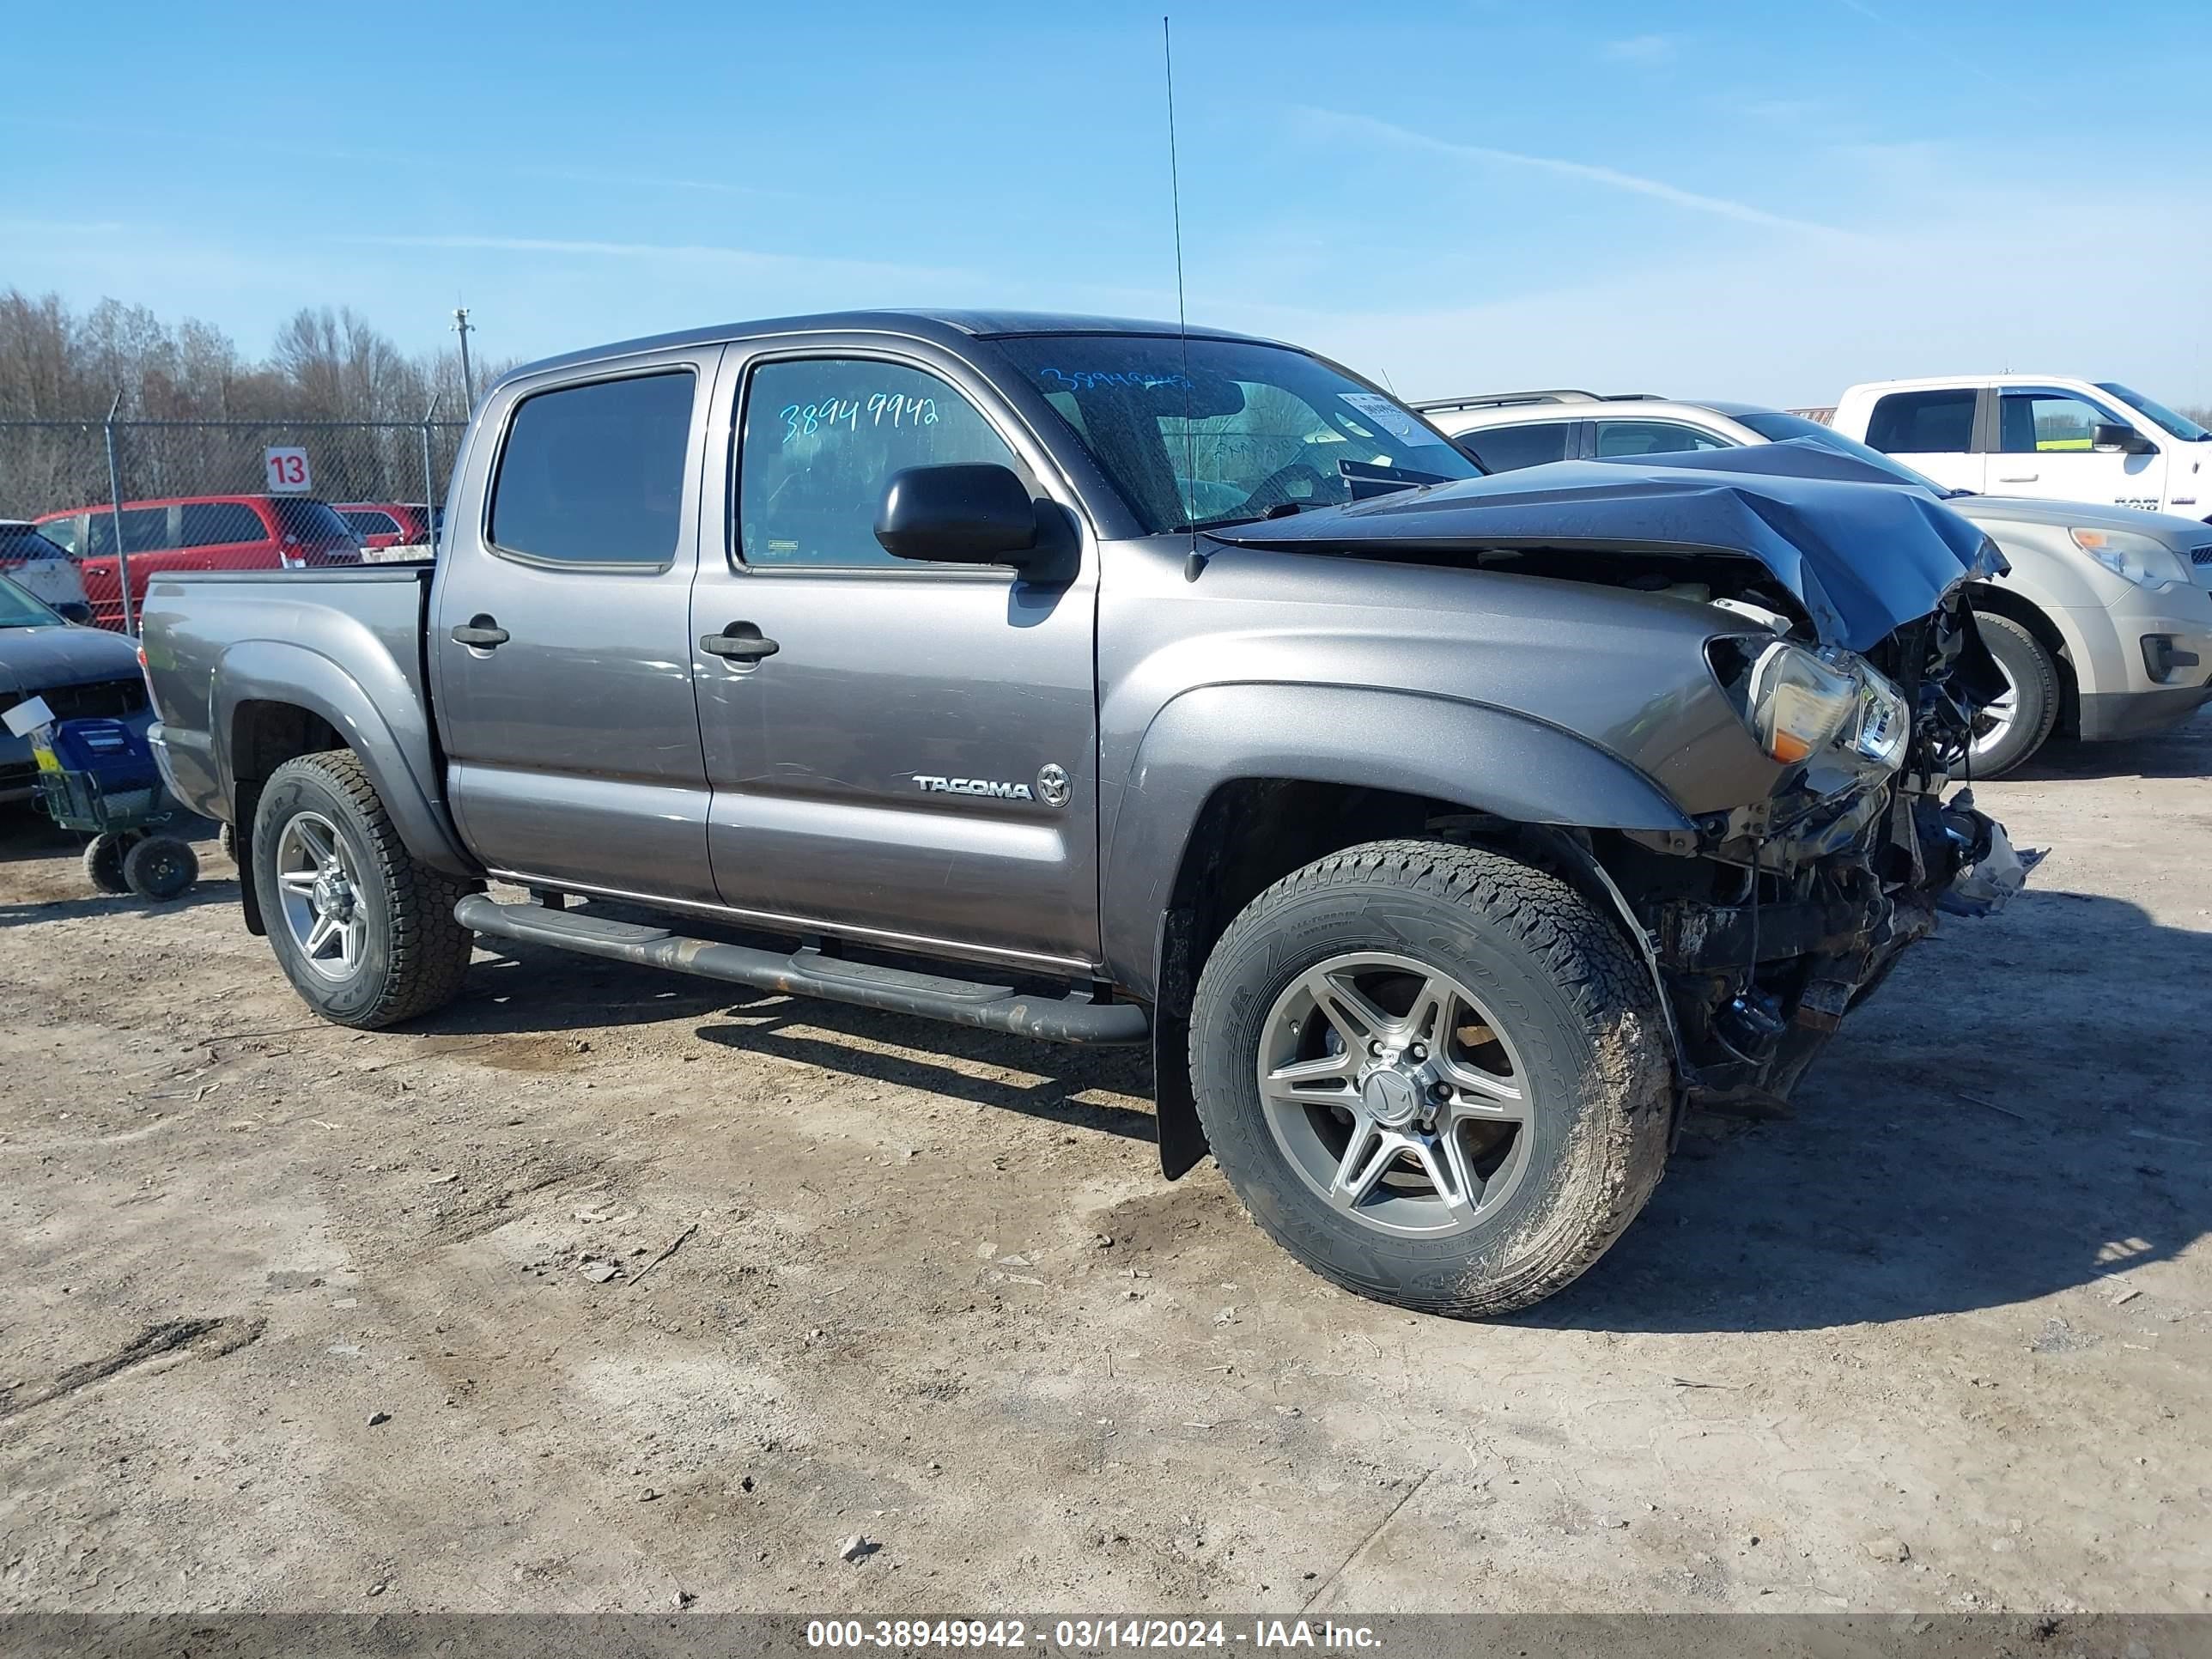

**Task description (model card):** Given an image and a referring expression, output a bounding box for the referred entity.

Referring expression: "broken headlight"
[1717,639,1911,769]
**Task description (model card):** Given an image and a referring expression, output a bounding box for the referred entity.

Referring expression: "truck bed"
[138,564,439,829]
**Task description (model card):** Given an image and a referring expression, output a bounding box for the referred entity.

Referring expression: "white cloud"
[1297,107,1850,238]
[1200,191,2212,410]
[1605,34,1678,64]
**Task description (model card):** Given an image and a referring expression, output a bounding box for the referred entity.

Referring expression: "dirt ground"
[3,720,2208,1619]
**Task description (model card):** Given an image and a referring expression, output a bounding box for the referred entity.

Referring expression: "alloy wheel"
[1255,951,1532,1237]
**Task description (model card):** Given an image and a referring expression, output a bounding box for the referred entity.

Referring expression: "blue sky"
[7,0,2211,407]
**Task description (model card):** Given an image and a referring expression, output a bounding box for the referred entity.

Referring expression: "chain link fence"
[0,416,468,630]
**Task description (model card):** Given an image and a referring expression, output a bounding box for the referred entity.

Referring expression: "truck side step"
[453,895,1151,1047]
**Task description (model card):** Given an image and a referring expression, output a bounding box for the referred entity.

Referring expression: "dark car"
[0,573,149,803]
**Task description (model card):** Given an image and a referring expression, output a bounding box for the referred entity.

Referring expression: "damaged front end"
[1612,569,2027,1115]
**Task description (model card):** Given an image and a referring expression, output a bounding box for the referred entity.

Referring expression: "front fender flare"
[1101,681,1693,1000]
[213,639,475,878]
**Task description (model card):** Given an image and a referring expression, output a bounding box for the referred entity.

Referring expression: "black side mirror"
[54,601,94,625]
[2092,422,2154,455]
[875,464,1041,567]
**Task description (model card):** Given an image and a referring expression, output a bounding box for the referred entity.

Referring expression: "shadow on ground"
[1532,887,2211,1334]
[2008,705,2211,782]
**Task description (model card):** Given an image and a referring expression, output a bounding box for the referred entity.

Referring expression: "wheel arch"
[1966,583,2078,739]
[216,641,474,892]
[1108,684,1693,1178]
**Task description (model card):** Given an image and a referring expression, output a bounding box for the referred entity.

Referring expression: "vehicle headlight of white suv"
[2069,526,2193,590]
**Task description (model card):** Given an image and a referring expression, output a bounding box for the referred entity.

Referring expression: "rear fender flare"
[213,640,474,878]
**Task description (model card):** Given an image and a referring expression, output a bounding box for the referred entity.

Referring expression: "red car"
[335,501,437,559]
[33,495,362,630]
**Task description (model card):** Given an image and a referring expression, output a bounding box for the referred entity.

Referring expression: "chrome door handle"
[1996,471,2039,483]
[701,623,779,663]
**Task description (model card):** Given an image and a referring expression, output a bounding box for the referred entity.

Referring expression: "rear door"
[688,339,1103,971]
[430,351,721,901]
[1991,385,2166,511]
[1859,387,1984,493]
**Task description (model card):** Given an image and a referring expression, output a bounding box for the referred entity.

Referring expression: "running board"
[453,895,1151,1046]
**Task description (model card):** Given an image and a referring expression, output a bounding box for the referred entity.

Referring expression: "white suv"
[0,520,92,619]
[1419,391,2212,775]
[1828,375,2210,520]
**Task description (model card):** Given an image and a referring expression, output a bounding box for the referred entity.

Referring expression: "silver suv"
[1421,391,2212,775]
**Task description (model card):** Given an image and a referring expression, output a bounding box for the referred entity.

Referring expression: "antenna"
[1163,15,1205,581]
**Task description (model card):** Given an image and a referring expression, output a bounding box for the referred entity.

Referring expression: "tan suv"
[1423,391,2212,775]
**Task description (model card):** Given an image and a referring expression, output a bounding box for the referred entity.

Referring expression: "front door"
[1991,385,2166,511]
[430,355,720,902]
[690,343,1102,972]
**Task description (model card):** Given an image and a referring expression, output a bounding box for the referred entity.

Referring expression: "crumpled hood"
[1205,439,1997,651]
[0,623,143,701]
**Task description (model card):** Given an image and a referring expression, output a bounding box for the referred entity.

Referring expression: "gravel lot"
[3,720,2208,1616]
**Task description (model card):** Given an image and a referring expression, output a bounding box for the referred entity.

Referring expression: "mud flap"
[1154,1007,1209,1180]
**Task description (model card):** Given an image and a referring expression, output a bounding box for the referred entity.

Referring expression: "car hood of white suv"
[1952,495,2212,550]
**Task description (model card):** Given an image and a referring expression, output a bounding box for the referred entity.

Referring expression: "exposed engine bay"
[1608,574,2026,1114]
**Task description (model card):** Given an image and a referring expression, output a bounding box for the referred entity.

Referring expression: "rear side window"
[1594,421,1729,459]
[1864,390,1975,453]
[490,371,696,567]
[1455,422,1571,471]
[343,509,402,537]
[120,506,173,553]
[181,501,267,546]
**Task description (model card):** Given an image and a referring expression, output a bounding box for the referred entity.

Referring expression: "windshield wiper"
[1340,459,1454,500]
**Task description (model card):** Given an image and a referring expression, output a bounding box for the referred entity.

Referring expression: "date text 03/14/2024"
[804,1619,1382,1651]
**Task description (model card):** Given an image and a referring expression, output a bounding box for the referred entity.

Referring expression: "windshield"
[0,573,63,629]
[2095,382,2210,442]
[1733,410,1957,495]
[270,498,360,543]
[997,336,1480,533]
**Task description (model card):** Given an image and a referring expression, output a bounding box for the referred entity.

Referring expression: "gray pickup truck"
[140,309,2020,1318]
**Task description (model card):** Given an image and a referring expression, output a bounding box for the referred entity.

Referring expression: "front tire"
[1967,612,2059,777]
[1189,839,1674,1319]
[253,750,475,1029]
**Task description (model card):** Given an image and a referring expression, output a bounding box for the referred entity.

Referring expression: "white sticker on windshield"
[1340,392,1443,446]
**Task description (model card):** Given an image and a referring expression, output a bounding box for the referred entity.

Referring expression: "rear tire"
[1968,612,2059,777]
[83,831,137,895]
[1189,839,1674,1319]
[253,750,475,1029]
[122,836,198,900]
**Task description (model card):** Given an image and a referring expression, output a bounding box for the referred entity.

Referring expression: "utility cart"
[3,699,199,900]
